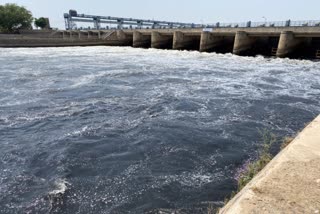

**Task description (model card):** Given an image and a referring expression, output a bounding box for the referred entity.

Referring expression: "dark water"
[0,47,319,214]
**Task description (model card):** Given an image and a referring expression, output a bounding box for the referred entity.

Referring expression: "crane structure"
[64,10,202,30]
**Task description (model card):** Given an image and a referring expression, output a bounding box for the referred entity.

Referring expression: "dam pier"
[2,26,320,59]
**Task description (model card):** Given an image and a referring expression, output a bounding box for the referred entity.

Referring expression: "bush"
[35,17,49,29]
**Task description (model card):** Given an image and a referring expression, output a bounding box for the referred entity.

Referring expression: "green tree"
[35,17,48,29]
[0,3,33,32]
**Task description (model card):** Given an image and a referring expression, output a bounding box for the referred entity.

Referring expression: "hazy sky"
[2,0,320,29]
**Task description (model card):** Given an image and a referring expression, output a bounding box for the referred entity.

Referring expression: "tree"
[35,17,48,29]
[0,3,33,32]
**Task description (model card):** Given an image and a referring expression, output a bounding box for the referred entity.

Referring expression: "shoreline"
[219,115,320,213]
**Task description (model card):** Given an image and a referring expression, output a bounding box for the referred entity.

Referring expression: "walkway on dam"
[219,115,320,214]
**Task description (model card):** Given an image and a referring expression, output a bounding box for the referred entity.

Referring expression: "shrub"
[35,17,49,29]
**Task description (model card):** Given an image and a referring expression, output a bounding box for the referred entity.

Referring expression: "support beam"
[173,31,200,50]
[200,32,235,53]
[151,32,173,49]
[133,31,151,48]
[276,31,311,58]
[233,31,256,55]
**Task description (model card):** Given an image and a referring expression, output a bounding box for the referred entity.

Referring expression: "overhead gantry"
[64,10,202,30]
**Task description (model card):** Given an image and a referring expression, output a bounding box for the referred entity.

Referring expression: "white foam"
[49,179,70,195]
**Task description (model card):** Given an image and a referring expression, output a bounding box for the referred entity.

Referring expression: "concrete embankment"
[0,37,109,47]
[219,115,320,214]
[0,34,125,48]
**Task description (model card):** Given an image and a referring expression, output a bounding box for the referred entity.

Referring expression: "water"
[0,46,319,214]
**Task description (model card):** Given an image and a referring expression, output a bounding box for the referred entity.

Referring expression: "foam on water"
[49,179,70,196]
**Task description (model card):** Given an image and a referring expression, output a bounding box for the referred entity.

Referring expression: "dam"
[1,9,320,58]
[2,26,320,59]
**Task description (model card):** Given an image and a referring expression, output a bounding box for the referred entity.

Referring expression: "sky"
[1,0,320,29]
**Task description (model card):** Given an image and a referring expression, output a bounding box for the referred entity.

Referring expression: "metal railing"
[204,20,320,28]
[64,10,202,30]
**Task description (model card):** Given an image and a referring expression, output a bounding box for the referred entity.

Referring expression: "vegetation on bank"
[235,131,277,192]
[0,3,50,33]
[209,131,294,214]
[35,17,50,29]
[0,3,33,32]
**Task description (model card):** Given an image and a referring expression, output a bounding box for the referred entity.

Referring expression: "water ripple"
[0,46,319,213]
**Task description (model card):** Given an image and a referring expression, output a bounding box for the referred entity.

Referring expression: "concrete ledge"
[220,115,320,214]
[0,38,123,47]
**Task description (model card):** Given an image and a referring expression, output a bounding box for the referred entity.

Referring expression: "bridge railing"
[205,20,320,28]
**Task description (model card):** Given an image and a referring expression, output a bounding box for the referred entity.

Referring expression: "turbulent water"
[0,46,319,214]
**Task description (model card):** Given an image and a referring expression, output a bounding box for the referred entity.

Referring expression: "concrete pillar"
[117,30,133,46]
[276,31,311,58]
[151,32,173,49]
[133,31,151,48]
[173,31,187,50]
[200,32,217,52]
[233,31,256,55]
[173,31,200,50]
[200,32,234,53]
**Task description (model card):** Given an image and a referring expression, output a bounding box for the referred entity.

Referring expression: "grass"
[280,136,295,150]
[210,131,295,213]
[236,130,276,192]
